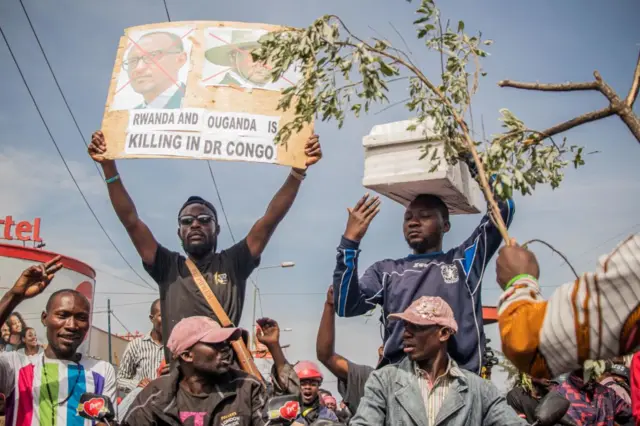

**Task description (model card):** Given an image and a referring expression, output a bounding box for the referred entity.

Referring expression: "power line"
[93,267,157,291]
[110,310,132,334]
[162,0,171,22]
[18,0,103,179]
[0,21,155,291]
[206,162,238,243]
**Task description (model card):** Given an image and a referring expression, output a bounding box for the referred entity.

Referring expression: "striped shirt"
[498,233,640,378]
[415,358,460,425]
[0,351,116,426]
[117,333,164,393]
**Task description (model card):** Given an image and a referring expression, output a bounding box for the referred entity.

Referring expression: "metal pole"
[251,285,257,352]
[107,299,112,365]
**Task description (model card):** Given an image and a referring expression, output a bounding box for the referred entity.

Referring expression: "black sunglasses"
[178,214,215,226]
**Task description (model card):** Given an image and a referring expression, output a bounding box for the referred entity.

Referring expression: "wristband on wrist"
[105,174,120,184]
[504,273,537,290]
[290,169,306,182]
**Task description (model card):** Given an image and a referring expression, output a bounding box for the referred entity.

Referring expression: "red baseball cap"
[167,316,242,357]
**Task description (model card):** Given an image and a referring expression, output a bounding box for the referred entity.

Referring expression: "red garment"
[631,352,640,424]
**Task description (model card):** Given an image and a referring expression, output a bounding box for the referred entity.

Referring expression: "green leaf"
[378,60,397,77]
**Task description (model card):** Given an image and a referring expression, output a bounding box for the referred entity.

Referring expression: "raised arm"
[333,194,383,317]
[0,256,63,326]
[316,286,349,381]
[256,318,298,394]
[88,131,158,266]
[496,233,640,378]
[245,135,322,258]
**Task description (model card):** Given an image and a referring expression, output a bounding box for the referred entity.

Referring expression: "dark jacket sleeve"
[332,236,384,317]
[456,198,515,290]
[269,363,300,397]
[119,386,158,426]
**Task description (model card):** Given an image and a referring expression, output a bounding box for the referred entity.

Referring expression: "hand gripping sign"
[100,21,312,168]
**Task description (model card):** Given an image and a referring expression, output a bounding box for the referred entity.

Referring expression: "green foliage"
[252,0,587,201]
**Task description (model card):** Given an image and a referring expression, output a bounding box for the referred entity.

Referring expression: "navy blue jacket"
[332,198,515,373]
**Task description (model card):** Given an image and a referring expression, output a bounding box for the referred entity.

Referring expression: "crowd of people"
[0,129,638,426]
[0,312,44,358]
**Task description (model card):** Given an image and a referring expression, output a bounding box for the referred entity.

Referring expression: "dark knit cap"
[179,196,218,221]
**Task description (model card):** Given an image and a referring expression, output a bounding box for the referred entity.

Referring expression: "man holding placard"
[88,130,322,362]
[332,183,514,374]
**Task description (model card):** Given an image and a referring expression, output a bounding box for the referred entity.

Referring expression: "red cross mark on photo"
[202,31,295,88]
[115,28,195,95]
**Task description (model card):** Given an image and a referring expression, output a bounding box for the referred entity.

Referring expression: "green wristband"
[105,174,120,184]
[504,274,537,291]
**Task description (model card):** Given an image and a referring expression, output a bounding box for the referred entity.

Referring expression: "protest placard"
[100,21,311,168]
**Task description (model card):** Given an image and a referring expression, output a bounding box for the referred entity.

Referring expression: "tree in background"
[253,0,640,243]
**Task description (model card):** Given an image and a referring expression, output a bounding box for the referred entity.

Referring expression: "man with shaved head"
[0,256,116,426]
[117,298,165,394]
[333,179,515,374]
[124,31,188,109]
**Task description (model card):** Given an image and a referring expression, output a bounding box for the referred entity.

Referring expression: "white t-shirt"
[0,351,116,426]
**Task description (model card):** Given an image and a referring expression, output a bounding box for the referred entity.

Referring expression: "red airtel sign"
[0,216,43,242]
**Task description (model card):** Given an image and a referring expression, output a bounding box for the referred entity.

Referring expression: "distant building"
[88,325,130,367]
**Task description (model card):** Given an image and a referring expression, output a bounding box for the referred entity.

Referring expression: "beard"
[182,239,216,257]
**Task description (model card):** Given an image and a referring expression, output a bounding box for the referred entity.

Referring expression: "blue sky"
[1,0,639,394]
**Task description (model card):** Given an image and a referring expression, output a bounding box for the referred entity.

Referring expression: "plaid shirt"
[555,372,632,426]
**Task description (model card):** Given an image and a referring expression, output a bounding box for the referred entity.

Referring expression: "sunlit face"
[126,33,187,98]
[182,341,233,376]
[178,204,218,256]
[9,315,22,334]
[300,379,321,405]
[234,48,271,85]
[401,322,451,362]
[23,329,38,348]
[42,293,90,359]
[1,323,10,341]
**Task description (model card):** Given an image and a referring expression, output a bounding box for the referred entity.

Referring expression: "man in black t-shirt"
[89,130,322,358]
[316,286,381,413]
[122,316,295,425]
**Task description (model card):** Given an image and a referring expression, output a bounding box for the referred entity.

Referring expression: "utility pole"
[250,262,295,351]
[107,299,112,365]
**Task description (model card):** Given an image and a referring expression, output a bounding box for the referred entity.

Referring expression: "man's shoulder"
[228,368,264,388]
[347,360,375,377]
[457,368,500,392]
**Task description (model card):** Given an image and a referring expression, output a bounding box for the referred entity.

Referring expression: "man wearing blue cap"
[88,130,322,359]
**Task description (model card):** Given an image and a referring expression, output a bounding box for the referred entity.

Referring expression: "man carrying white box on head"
[331,157,514,374]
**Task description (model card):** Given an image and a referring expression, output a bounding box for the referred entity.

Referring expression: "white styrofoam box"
[362,118,484,215]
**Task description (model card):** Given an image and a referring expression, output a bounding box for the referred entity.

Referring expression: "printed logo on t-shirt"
[440,264,459,284]
[214,272,229,285]
[180,411,206,426]
[220,411,240,426]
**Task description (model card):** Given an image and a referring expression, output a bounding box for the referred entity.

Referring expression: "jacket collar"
[393,357,469,426]
[149,365,240,422]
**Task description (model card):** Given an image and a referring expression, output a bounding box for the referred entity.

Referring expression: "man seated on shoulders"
[351,296,526,426]
[0,256,116,426]
[333,173,514,373]
[121,316,294,426]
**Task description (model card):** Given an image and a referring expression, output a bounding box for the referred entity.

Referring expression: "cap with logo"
[388,296,458,333]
